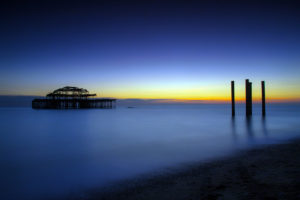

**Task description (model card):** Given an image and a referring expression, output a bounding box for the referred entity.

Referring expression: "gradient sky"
[1,0,300,102]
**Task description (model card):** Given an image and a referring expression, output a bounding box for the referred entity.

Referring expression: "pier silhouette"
[231,79,266,117]
[32,86,116,109]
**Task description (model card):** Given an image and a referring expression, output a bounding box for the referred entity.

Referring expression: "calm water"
[1,104,300,200]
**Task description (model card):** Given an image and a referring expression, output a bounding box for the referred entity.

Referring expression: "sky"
[1,0,300,102]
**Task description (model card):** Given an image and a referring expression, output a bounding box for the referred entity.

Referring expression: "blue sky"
[1,0,300,101]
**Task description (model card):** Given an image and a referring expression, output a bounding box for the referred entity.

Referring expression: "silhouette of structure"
[231,79,266,116]
[245,79,252,116]
[32,86,116,109]
[261,81,266,116]
[231,81,235,116]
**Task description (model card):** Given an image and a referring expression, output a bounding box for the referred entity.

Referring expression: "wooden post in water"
[249,81,252,115]
[262,81,266,116]
[245,79,252,116]
[231,81,235,116]
[245,79,249,116]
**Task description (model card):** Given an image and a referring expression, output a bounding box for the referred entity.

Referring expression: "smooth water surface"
[1,104,300,200]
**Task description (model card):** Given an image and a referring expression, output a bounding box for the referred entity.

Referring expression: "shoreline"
[71,139,300,200]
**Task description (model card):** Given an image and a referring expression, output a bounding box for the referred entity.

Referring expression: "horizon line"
[1,95,300,104]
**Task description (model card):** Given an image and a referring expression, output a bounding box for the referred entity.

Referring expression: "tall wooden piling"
[245,79,249,115]
[249,82,252,115]
[245,79,252,116]
[262,81,266,116]
[231,81,235,116]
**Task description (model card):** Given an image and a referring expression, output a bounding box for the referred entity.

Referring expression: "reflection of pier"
[32,86,116,109]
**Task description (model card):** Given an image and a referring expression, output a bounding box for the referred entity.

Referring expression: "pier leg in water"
[245,79,252,116]
[249,82,252,115]
[262,81,266,116]
[231,81,235,117]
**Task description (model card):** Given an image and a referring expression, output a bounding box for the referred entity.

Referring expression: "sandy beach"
[72,139,300,200]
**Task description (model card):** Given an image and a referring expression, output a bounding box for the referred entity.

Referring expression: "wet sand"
[72,139,300,200]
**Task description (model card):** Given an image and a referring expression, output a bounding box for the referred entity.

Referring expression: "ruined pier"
[32,86,116,109]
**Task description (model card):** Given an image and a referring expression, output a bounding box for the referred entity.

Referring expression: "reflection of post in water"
[231,117,237,142]
[261,117,268,136]
[245,116,254,140]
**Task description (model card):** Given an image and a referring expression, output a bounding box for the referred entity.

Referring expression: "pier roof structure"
[46,86,96,99]
[33,86,116,109]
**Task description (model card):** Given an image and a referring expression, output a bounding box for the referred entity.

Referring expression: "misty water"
[1,104,300,200]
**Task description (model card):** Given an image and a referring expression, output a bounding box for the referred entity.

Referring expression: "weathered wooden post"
[262,81,266,116]
[245,79,252,116]
[245,79,249,116]
[231,81,235,116]
[249,81,252,115]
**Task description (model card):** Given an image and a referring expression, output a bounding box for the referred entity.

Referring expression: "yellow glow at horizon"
[15,81,300,103]
[92,82,300,102]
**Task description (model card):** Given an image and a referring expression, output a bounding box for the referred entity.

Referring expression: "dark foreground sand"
[72,140,300,200]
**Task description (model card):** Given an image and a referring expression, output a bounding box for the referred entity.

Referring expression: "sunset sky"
[1,0,300,102]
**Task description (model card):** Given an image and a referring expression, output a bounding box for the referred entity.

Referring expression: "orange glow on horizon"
[3,82,299,104]
[112,97,300,104]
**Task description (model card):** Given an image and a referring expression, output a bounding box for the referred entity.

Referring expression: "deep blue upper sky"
[1,0,300,100]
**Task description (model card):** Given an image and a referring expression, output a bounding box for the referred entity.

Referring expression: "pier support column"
[245,79,252,116]
[262,81,266,116]
[249,82,252,115]
[231,81,235,116]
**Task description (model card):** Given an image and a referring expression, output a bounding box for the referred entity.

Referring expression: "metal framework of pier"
[32,86,116,109]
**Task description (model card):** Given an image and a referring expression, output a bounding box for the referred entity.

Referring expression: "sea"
[0,103,300,200]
